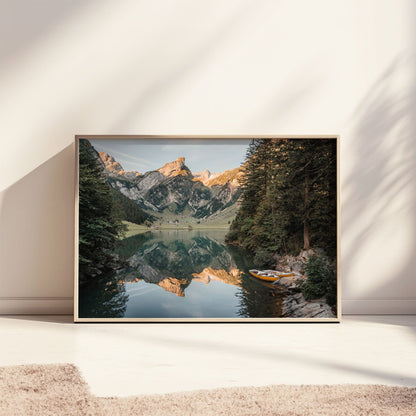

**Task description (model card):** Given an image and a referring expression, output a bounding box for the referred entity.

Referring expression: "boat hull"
[248,270,294,282]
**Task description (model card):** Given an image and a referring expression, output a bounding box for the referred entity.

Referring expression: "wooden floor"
[0,315,415,397]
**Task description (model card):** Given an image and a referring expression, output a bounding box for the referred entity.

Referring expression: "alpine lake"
[79,229,287,319]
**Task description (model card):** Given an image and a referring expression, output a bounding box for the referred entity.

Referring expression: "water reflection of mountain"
[115,230,284,318]
[116,231,241,297]
[79,230,286,318]
[193,267,242,286]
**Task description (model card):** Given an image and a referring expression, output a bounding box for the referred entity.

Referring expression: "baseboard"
[0,297,73,315]
[0,298,414,315]
[342,299,416,315]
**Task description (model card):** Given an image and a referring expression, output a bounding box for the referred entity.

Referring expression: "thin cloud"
[89,139,250,173]
[92,144,153,170]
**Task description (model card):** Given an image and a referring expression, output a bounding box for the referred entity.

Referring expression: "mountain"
[83,142,152,225]
[99,153,243,221]
[203,167,243,187]
[157,157,192,178]
[193,167,242,187]
[99,152,142,180]
[193,169,212,183]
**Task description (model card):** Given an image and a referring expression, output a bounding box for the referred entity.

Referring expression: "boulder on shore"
[274,248,326,274]
[275,272,335,318]
[281,292,335,318]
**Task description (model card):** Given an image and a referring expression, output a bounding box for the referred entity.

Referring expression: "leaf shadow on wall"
[0,144,75,302]
[342,52,416,312]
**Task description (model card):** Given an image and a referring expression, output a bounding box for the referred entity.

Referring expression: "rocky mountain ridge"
[96,151,243,220]
[193,169,212,183]
[203,167,243,187]
[99,152,141,180]
[157,157,192,178]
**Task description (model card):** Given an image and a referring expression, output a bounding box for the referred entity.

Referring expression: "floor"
[0,315,415,397]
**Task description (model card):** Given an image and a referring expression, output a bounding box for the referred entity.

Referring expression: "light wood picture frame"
[74,135,340,322]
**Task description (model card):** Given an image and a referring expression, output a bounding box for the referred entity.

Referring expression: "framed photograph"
[74,136,340,322]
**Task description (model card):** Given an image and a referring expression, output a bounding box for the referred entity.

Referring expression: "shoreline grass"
[121,221,230,239]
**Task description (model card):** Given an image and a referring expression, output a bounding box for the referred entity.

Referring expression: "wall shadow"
[343,52,416,310]
[0,145,75,298]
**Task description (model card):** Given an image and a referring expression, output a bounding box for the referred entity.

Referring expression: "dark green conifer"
[227,138,337,258]
[78,139,126,284]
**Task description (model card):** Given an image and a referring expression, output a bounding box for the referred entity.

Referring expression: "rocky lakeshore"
[272,250,336,318]
[283,292,334,318]
[275,275,335,318]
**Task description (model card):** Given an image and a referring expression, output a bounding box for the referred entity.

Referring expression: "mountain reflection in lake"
[78,230,286,318]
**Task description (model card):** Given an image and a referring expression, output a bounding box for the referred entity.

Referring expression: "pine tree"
[226,139,275,250]
[228,138,337,259]
[78,139,126,284]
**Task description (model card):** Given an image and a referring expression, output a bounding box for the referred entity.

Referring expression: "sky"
[89,139,251,174]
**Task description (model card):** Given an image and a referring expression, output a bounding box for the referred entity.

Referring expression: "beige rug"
[0,364,415,415]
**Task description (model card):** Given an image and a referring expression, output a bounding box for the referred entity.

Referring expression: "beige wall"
[0,0,415,314]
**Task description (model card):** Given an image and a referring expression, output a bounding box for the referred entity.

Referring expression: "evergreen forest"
[78,139,150,284]
[226,138,337,262]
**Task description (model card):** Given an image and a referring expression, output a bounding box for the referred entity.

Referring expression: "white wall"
[0,0,415,314]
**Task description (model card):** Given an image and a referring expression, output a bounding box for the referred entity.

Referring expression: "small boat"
[249,269,294,282]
